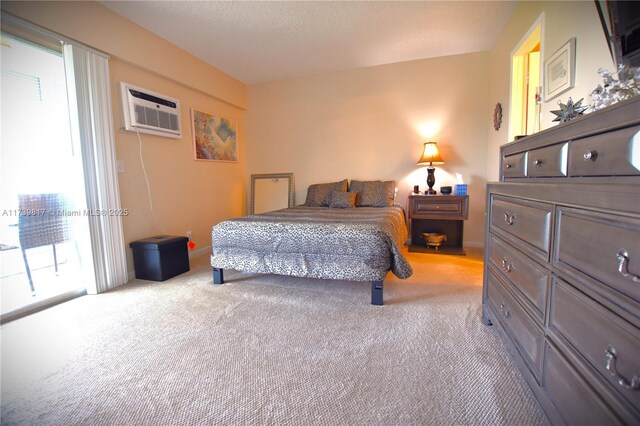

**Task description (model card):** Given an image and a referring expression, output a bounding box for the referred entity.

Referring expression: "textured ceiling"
[101,1,515,84]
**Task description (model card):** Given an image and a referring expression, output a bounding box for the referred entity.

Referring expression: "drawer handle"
[503,212,516,225]
[583,150,598,161]
[505,164,512,169]
[501,257,514,273]
[616,249,640,282]
[533,159,543,166]
[499,302,510,319]
[605,345,640,391]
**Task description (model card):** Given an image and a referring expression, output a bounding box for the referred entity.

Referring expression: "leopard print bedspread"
[211,206,413,281]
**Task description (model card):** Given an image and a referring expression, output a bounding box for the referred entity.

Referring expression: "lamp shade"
[417,142,444,165]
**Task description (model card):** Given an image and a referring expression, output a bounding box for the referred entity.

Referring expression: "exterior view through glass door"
[1,32,93,318]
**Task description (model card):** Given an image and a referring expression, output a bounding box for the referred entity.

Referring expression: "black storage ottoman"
[129,235,190,281]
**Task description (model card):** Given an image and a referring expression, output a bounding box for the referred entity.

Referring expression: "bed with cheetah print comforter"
[211,206,413,281]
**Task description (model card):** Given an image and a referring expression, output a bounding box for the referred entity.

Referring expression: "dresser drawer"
[502,152,527,178]
[555,207,640,303]
[490,196,552,257]
[569,125,640,177]
[488,234,547,319]
[527,142,568,177]
[487,272,544,380]
[550,278,640,410]
[543,342,623,425]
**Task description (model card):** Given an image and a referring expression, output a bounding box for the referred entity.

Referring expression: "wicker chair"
[18,193,73,293]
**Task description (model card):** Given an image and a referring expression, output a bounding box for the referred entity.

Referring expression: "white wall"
[2,1,248,273]
[486,1,615,181]
[246,52,491,246]
[7,1,616,254]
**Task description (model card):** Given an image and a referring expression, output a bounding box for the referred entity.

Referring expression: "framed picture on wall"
[191,108,238,161]
[544,38,576,101]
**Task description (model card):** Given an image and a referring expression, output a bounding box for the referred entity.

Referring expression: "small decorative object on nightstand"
[408,194,469,255]
[417,142,444,195]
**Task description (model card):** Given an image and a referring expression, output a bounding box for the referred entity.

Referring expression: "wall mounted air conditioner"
[120,82,181,138]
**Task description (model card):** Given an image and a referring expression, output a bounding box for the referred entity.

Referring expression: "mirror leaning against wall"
[250,173,295,215]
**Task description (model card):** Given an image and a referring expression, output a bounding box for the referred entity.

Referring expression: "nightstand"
[408,194,469,255]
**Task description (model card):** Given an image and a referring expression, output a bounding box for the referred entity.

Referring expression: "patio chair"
[18,193,73,293]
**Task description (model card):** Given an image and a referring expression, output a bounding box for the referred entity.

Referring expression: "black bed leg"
[213,268,224,285]
[371,280,383,306]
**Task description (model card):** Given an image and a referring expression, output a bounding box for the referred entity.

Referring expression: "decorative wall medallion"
[493,102,502,131]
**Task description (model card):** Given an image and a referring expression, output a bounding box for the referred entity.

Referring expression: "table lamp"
[417,142,445,195]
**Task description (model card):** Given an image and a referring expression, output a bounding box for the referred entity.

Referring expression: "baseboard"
[189,245,211,258]
[464,241,484,248]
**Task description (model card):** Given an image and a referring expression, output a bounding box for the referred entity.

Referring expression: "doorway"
[510,16,543,141]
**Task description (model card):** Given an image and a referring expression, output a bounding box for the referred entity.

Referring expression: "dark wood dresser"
[482,96,640,425]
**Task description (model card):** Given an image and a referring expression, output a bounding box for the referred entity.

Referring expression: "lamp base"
[426,166,437,195]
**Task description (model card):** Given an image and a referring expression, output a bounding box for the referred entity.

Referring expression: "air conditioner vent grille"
[121,82,181,138]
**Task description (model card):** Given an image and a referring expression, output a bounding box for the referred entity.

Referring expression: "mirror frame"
[249,173,295,215]
[595,0,616,67]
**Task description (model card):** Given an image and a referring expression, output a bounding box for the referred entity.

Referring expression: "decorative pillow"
[304,179,348,207]
[348,180,395,207]
[329,191,357,208]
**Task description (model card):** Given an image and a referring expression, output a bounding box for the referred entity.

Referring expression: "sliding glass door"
[0,32,93,318]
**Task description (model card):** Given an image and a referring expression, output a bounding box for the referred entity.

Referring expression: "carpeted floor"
[1,249,549,425]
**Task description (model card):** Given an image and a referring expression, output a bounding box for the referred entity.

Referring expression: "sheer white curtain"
[63,44,128,294]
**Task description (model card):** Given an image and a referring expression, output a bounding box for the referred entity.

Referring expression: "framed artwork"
[544,38,576,101]
[191,108,238,161]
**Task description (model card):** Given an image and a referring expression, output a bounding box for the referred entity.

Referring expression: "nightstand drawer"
[488,234,547,319]
[416,202,460,213]
[527,142,568,177]
[410,195,469,220]
[550,278,640,410]
[555,207,640,303]
[490,196,552,257]
[569,125,640,177]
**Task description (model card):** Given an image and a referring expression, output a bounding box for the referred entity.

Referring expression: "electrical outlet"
[186,231,192,240]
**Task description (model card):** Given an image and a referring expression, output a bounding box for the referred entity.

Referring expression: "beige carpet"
[1,249,549,425]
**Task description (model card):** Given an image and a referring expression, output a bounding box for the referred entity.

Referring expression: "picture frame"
[191,108,238,162]
[544,38,576,102]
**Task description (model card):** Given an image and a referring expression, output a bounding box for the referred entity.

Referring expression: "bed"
[210,183,413,305]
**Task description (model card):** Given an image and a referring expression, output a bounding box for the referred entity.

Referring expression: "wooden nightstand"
[408,194,469,255]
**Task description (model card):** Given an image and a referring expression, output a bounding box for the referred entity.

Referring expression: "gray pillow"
[304,179,348,207]
[349,180,395,207]
[329,191,357,208]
